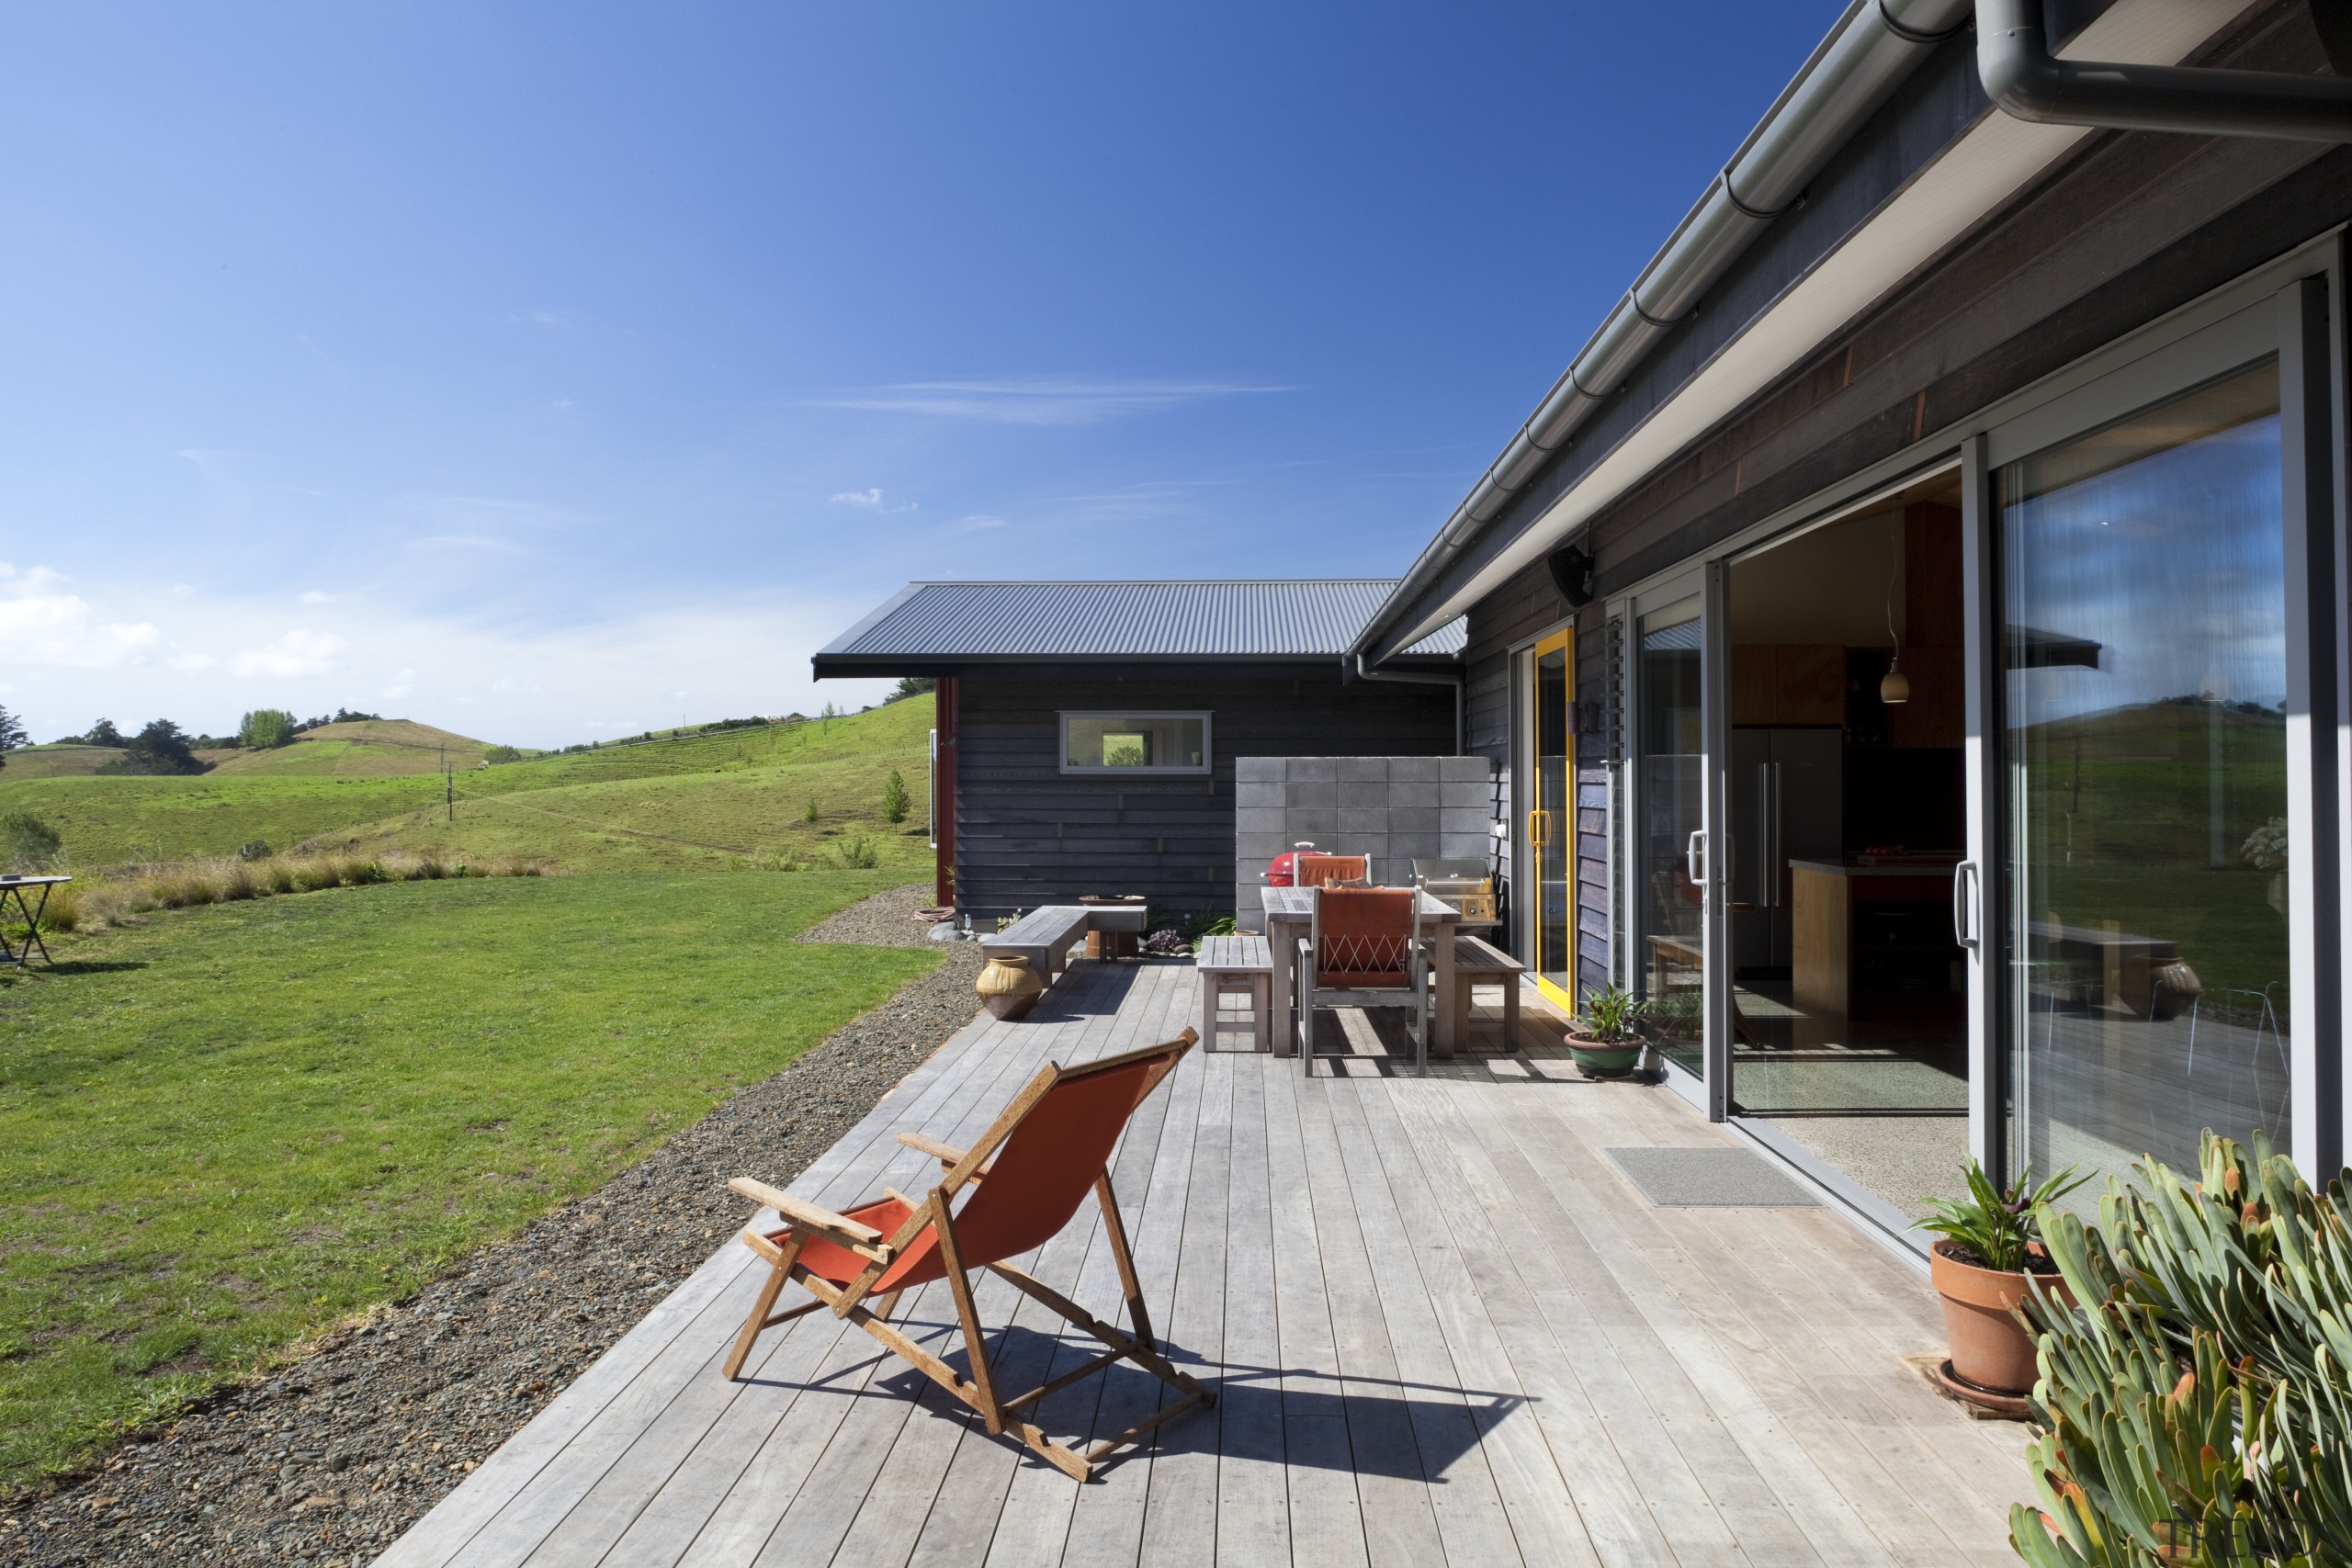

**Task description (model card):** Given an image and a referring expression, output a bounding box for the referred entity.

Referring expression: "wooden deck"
[378,958,2030,1568]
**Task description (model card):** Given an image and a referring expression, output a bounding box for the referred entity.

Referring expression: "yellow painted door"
[1530,628,1576,1010]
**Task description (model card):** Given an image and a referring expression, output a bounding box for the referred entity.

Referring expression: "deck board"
[380,963,2032,1568]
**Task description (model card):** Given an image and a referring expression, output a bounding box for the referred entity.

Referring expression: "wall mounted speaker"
[1546,544,1594,608]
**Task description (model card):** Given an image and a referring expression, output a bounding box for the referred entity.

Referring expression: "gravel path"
[795,880,946,947]
[1,884,982,1568]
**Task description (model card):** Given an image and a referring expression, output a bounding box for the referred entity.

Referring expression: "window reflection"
[2002,361,2289,1190]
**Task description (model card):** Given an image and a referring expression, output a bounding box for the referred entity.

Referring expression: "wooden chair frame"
[1296,886,1430,1076]
[722,1031,1213,1482]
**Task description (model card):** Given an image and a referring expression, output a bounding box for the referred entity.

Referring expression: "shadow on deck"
[379,957,2029,1568]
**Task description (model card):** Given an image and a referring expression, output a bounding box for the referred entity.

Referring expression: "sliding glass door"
[1999,356,2292,1189]
[1634,595,1708,1078]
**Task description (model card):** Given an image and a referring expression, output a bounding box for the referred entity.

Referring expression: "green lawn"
[0,870,934,1493]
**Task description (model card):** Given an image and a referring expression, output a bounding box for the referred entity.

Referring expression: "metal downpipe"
[1977,0,2352,141]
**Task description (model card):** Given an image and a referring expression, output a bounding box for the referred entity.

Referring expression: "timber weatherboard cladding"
[1446,0,2346,999]
[952,669,1453,922]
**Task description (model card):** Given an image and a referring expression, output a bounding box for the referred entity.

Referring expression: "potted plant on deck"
[1564,983,1649,1078]
[1915,1158,2086,1414]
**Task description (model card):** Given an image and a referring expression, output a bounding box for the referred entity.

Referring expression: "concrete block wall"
[1233,754,1497,929]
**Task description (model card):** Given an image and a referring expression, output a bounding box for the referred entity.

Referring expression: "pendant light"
[1879,547,1910,705]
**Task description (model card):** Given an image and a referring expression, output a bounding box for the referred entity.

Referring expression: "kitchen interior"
[1727,477,1969,1219]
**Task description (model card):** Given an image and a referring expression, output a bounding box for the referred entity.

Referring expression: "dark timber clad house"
[814,0,2352,1253]
[1344,0,2352,1244]
[811,581,1461,923]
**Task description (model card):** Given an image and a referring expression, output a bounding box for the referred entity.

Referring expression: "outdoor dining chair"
[721,1030,1213,1482]
[1292,852,1370,888]
[1295,886,1429,1076]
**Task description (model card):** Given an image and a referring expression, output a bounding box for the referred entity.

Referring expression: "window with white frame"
[1059,712,1210,773]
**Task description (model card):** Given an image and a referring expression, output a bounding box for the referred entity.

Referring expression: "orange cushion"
[771,1195,948,1292]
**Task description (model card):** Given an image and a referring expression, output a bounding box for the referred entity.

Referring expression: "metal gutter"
[1351,0,1975,667]
[1979,0,2352,140]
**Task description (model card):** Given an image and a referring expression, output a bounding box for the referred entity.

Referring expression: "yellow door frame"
[1529,626,1576,1011]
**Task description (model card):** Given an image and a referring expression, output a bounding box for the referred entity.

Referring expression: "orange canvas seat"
[1293,852,1369,888]
[723,1030,1212,1482]
[1295,886,1430,1074]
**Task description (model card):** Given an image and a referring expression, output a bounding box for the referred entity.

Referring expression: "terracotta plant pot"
[976,954,1045,1020]
[1929,1238,2074,1399]
[1563,1032,1643,1078]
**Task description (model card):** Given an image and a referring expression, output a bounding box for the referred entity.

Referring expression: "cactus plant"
[2010,1131,2352,1564]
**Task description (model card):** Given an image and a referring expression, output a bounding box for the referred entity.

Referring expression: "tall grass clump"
[52,851,553,933]
[13,882,82,935]
[824,835,881,870]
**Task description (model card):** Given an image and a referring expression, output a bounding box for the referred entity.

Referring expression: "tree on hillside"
[888,677,935,703]
[882,768,910,823]
[99,719,205,776]
[0,705,23,771]
[74,718,125,747]
[237,709,298,750]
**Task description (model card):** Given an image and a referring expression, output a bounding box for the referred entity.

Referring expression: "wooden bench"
[980,906,1092,991]
[1195,934,1273,1052]
[1450,934,1522,1053]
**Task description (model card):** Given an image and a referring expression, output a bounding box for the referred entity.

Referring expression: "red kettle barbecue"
[1265,842,1319,886]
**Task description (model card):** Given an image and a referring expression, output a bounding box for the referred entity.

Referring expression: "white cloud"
[0,569,897,748]
[816,377,1291,425]
[0,570,164,668]
[233,629,345,679]
[299,590,334,604]
[829,488,916,513]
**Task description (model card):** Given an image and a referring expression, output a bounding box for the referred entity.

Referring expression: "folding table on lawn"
[0,874,69,968]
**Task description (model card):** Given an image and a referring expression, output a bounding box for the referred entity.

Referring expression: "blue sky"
[1,1,1842,747]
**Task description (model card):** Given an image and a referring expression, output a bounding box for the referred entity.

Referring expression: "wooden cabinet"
[1791,859,1962,1034]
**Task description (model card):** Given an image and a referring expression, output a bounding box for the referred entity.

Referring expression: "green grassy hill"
[0,744,129,780]
[206,717,497,776]
[0,699,933,873]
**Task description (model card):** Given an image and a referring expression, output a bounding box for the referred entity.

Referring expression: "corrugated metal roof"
[818,581,1466,663]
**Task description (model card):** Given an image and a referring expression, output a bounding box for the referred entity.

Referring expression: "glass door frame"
[1527,626,1577,1012]
[1979,281,2345,1181]
[1586,237,2347,1180]
[1608,569,1719,1113]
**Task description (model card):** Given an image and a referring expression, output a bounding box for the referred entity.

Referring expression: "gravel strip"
[795,880,947,947]
[1,885,983,1568]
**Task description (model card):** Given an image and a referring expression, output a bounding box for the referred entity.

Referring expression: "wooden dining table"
[1261,885,1464,1058]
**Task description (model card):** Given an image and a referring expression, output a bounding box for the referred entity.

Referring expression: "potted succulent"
[1915,1158,2087,1412]
[1565,983,1649,1078]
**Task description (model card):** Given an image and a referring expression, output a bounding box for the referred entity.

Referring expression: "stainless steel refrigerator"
[1729,727,1843,973]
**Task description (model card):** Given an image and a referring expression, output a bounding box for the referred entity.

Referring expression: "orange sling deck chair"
[722,1030,1212,1482]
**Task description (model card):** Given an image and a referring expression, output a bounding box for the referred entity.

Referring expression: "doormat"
[1605,1147,1821,1208]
